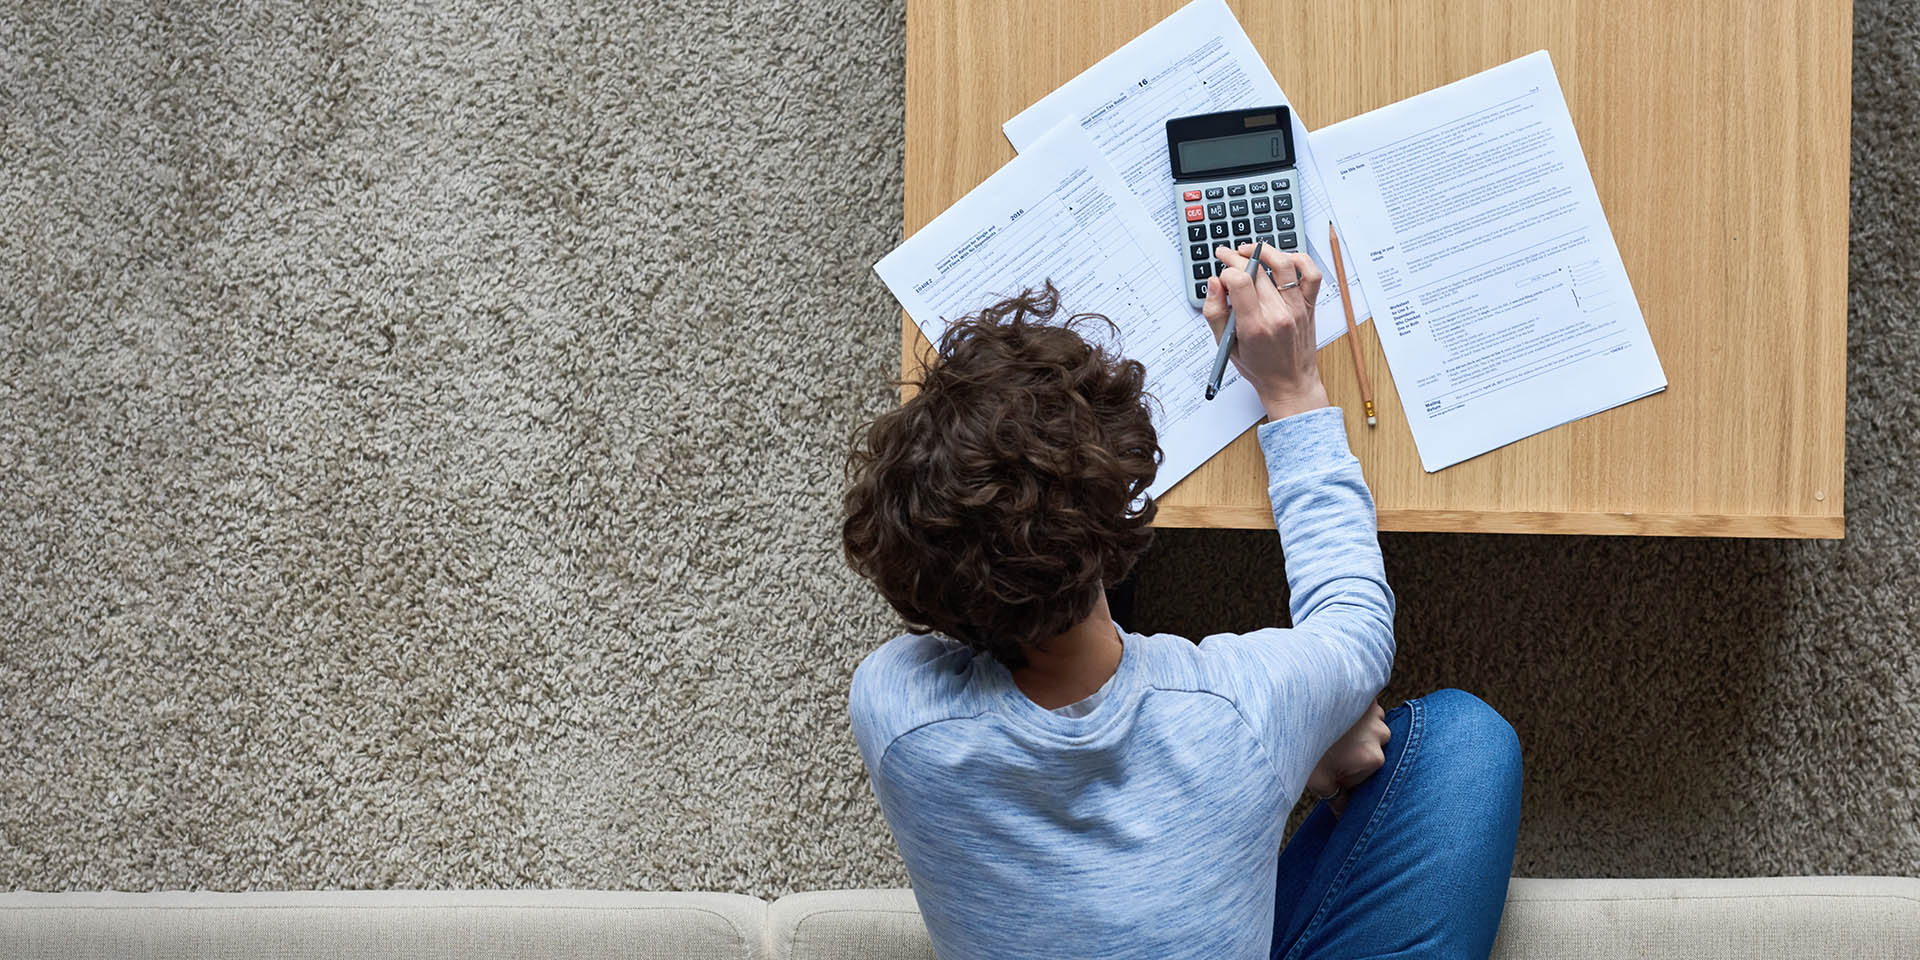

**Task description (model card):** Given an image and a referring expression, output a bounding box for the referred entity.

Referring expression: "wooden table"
[903,0,1850,537]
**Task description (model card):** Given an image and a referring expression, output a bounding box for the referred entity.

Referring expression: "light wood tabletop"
[902,0,1850,538]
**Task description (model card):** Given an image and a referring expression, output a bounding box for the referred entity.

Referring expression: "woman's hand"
[1307,702,1389,816]
[1201,244,1328,421]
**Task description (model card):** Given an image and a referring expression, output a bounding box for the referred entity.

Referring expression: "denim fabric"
[1270,688,1524,960]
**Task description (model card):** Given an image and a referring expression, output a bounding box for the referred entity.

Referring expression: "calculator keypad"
[1178,167,1301,306]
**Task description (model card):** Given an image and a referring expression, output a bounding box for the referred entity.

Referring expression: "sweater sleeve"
[1197,405,1396,791]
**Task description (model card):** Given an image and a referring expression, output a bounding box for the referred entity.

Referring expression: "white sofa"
[3,878,1916,958]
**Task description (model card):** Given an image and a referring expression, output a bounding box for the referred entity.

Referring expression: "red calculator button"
[1183,189,1203,202]
[1184,204,1204,222]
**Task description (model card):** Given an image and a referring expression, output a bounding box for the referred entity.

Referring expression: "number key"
[1190,243,1210,261]
[1188,224,1207,242]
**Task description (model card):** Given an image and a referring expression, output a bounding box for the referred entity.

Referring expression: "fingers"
[1200,275,1227,341]
[1293,249,1325,304]
[1251,249,1307,312]
[1218,243,1278,303]
[1216,248,1258,303]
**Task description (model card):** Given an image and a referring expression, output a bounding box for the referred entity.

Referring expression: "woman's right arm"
[1202,245,1397,779]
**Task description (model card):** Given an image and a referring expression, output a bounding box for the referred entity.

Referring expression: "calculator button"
[1195,281,1210,300]
[1187,224,1207,242]
[1204,187,1224,199]
[1232,219,1251,236]
[1206,202,1226,219]
[1274,195,1293,211]
[1209,222,1229,239]
[1226,184,1246,196]
[1185,204,1205,222]
[1255,234,1276,248]
[1278,231,1298,248]
[1270,178,1290,191]
[1183,189,1202,202]
[1278,214,1295,230]
[1190,243,1210,261]
[1253,215,1272,232]
[1192,263,1212,280]
[1228,199,1248,216]
[1213,259,1226,276]
[1250,197,1270,215]
[1248,181,1267,194]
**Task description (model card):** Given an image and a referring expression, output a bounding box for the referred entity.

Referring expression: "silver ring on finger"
[1277,279,1300,291]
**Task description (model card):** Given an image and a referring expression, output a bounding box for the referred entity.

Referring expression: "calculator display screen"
[1177,131,1291,173]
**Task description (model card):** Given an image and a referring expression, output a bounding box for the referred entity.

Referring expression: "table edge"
[1153,505,1844,539]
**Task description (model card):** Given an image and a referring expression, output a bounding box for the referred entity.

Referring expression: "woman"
[841,243,1522,959]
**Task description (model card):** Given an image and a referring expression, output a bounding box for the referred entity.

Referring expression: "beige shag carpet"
[1,0,1914,896]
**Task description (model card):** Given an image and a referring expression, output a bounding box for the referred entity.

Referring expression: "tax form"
[1315,51,1667,471]
[1002,0,1367,349]
[873,123,1266,501]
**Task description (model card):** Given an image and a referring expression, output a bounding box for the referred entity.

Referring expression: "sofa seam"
[782,908,928,946]
[1508,893,1920,906]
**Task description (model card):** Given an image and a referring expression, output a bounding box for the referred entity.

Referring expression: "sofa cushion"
[4,878,1916,959]
[1495,877,1920,959]
[767,889,933,960]
[766,878,1920,960]
[0,889,767,960]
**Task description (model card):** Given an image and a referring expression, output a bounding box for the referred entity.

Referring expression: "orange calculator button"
[1184,204,1205,222]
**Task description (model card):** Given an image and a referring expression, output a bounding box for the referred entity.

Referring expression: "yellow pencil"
[1327,223,1376,427]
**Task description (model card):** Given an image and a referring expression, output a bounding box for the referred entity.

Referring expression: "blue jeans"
[1269,689,1523,960]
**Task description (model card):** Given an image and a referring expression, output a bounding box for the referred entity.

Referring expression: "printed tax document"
[873,123,1266,501]
[1315,51,1667,471]
[1001,0,1366,349]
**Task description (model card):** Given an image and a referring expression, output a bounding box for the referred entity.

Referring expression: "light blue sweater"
[848,406,1396,959]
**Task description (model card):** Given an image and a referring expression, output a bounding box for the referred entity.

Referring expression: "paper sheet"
[873,123,1266,501]
[1313,51,1667,471]
[1002,0,1367,348]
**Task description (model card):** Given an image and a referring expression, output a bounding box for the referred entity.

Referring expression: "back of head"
[841,282,1162,670]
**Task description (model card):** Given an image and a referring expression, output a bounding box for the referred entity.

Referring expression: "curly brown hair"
[842,282,1162,671]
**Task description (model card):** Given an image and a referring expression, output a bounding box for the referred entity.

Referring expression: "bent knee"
[1413,688,1521,784]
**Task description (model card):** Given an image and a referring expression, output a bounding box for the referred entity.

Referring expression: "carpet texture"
[0,0,1914,898]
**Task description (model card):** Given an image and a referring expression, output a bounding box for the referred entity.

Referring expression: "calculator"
[1166,106,1301,307]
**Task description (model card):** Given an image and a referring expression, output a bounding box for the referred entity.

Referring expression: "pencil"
[1204,240,1266,401]
[1327,223,1376,427]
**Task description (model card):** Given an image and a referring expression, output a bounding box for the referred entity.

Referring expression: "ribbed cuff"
[1255,406,1353,482]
